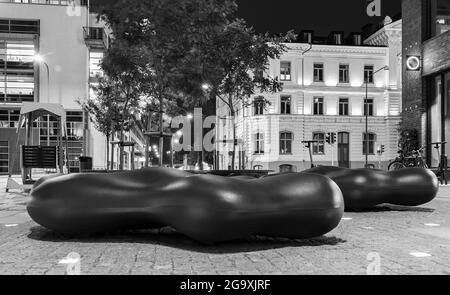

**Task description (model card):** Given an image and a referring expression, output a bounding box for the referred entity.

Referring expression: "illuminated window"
[364,65,374,84]
[313,97,324,115]
[280,132,293,154]
[89,51,104,79]
[0,40,35,103]
[0,109,19,128]
[280,61,291,81]
[339,98,349,116]
[254,133,264,154]
[314,63,324,82]
[339,64,349,83]
[364,99,374,116]
[280,96,291,114]
[431,0,450,37]
[313,133,325,155]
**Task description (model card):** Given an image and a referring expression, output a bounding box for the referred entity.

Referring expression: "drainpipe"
[301,43,313,87]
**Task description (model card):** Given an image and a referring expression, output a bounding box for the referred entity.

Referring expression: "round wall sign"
[406,56,421,71]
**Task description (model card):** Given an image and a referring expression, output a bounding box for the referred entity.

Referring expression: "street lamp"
[365,65,389,167]
[34,54,50,103]
[201,83,211,91]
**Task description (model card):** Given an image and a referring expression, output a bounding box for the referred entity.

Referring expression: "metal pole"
[159,98,164,167]
[170,136,174,168]
[365,80,369,167]
[43,62,50,103]
[331,143,335,166]
[145,112,151,168]
[308,144,314,168]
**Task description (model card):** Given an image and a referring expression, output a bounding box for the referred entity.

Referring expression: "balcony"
[83,27,108,49]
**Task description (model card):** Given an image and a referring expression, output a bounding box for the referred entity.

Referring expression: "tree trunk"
[119,128,124,171]
[200,149,204,171]
[145,112,152,168]
[106,134,110,171]
[229,94,236,171]
[110,133,115,170]
[159,95,164,167]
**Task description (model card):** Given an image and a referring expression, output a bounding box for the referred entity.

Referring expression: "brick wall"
[402,0,428,143]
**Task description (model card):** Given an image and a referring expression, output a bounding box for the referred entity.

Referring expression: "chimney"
[347,32,363,46]
[300,30,314,44]
[329,31,344,45]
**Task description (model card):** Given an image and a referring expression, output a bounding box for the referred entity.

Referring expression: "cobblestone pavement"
[1,176,450,275]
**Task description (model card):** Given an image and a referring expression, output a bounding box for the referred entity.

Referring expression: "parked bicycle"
[388,147,428,171]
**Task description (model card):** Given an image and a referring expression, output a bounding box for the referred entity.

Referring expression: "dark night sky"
[91,0,402,36]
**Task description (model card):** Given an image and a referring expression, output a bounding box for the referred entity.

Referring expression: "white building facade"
[217,21,403,172]
[0,0,145,174]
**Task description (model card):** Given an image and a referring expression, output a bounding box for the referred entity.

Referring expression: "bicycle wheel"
[388,161,406,171]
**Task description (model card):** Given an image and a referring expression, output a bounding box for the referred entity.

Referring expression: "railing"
[83,27,108,48]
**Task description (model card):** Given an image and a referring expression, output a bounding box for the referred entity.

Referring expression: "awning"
[17,102,67,135]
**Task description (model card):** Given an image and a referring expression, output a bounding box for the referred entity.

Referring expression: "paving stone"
[1,175,450,275]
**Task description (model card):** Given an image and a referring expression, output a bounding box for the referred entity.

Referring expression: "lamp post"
[34,54,50,103]
[365,65,389,167]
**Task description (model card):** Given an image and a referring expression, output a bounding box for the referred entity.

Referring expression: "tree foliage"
[94,0,295,169]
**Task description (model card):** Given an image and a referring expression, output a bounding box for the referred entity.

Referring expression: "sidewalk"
[1,175,450,275]
[0,176,31,225]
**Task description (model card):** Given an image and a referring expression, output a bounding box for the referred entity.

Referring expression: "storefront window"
[444,73,450,163]
[430,75,442,167]
[431,0,450,38]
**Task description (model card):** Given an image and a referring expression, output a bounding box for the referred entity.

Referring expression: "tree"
[78,80,117,170]
[97,1,294,170]
[99,39,152,170]
[98,0,237,168]
[202,20,295,169]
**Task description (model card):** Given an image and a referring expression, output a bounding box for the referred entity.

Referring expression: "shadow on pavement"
[348,204,435,213]
[27,226,346,254]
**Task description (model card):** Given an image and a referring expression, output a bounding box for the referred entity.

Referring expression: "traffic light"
[326,133,337,145]
[326,133,331,144]
[332,132,337,144]
[381,145,385,154]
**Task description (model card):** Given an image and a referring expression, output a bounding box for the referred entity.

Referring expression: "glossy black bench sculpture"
[303,166,439,210]
[27,168,344,244]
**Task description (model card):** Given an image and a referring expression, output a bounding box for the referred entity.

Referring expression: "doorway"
[338,132,350,168]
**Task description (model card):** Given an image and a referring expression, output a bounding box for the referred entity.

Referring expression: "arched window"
[363,133,377,155]
[312,132,325,155]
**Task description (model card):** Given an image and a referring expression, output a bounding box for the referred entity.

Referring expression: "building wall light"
[406,56,421,71]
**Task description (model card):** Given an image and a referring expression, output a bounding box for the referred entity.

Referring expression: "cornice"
[286,44,387,56]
